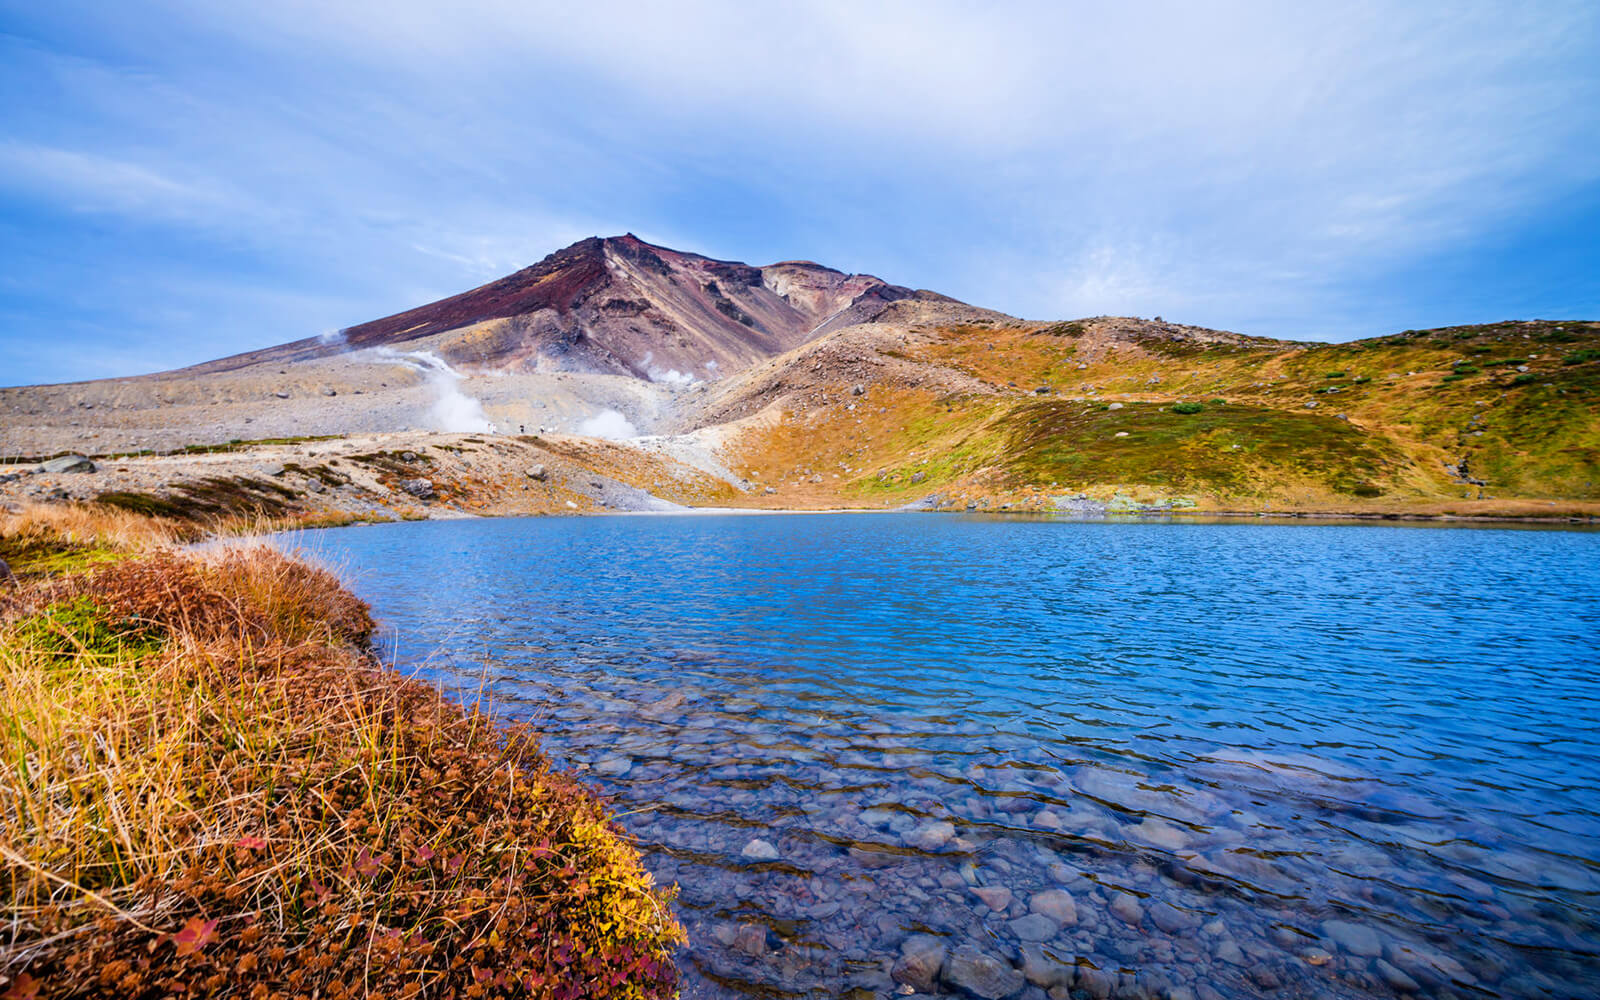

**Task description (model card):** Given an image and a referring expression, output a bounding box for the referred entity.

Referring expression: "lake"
[289,513,1600,1000]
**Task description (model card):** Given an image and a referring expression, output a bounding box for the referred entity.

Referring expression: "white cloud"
[0,0,1595,383]
[0,143,237,221]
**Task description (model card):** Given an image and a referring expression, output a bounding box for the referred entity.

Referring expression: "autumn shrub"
[0,540,682,999]
[0,505,186,578]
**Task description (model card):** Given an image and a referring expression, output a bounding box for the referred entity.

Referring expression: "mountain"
[698,315,1600,509]
[189,234,955,380]
[1,230,1595,521]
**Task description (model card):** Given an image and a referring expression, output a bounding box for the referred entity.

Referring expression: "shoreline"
[0,505,685,998]
[336,503,1600,528]
[6,428,1598,534]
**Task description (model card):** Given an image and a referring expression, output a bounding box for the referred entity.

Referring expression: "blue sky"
[1,1,1596,386]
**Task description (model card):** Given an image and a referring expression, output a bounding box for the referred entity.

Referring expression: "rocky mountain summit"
[186,234,951,382]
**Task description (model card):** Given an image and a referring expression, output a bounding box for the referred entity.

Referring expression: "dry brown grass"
[0,528,682,998]
[0,504,189,578]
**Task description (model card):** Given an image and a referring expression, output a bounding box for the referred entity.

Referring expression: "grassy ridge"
[0,506,682,999]
[1005,402,1404,498]
[729,318,1600,510]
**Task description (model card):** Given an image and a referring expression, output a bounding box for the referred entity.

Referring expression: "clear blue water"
[288,513,1600,1000]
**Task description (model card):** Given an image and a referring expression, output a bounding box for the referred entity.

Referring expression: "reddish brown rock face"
[186,234,926,382]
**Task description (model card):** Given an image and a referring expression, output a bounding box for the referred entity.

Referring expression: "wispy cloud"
[0,0,1596,383]
[0,143,245,223]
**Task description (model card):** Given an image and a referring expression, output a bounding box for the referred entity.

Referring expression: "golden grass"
[719,318,1600,515]
[0,504,188,578]
[0,522,682,999]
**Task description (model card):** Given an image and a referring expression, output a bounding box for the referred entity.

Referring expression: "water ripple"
[288,514,1600,999]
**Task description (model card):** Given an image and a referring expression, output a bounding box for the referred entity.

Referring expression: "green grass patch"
[1036,321,1087,337]
[0,535,123,577]
[1003,401,1402,496]
[1171,401,1205,414]
[8,597,164,667]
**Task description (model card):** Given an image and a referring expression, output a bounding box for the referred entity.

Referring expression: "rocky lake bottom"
[292,513,1600,999]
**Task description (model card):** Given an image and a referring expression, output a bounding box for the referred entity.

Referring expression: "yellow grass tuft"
[1,518,682,999]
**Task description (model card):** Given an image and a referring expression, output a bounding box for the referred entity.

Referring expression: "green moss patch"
[1003,401,1405,496]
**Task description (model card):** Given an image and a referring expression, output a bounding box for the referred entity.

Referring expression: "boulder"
[1028,889,1077,925]
[0,557,15,587]
[1322,919,1382,958]
[1008,913,1059,942]
[1376,960,1421,993]
[398,478,436,500]
[526,464,547,481]
[740,838,779,862]
[1385,942,1476,986]
[41,454,94,474]
[731,922,768,958]
[905,821,956,851]
[1214,938,1246,966]
[1127,817,1190,850]
[944,944,1025,999]
[910,471,927,484]
[892,934,947,993]
[1018,943,1073,988]
[1148,901,1200,933]
[1108,892,1144,926]
[1075,967,1114,1000]
[970,885,1013,911]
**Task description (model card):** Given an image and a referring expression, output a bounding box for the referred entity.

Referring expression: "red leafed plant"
[1,973,41,1000]
[170,917,218,957]
[1,531,683,999]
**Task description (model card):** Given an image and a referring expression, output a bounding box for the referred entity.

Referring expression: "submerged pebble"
[321,515,1600,999]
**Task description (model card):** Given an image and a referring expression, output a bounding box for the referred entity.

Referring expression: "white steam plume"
[578,408,638,439]
[370,348,494,433]
[641,351,698,386]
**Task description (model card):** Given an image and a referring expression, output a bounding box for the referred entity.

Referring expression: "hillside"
[0,233,1596,521]
[709,315,1600,515]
